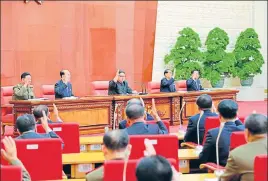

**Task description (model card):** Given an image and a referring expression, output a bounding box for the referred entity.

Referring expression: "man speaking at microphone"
[186,70,204,91]
[54,70,74,99]
[12,72,35,100]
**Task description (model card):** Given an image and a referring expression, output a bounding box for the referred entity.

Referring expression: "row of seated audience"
[1,94,267,181]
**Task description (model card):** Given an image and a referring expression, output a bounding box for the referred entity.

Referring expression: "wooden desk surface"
[179,149,199,160]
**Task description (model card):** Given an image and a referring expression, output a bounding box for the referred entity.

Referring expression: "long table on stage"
[10,89,238,135]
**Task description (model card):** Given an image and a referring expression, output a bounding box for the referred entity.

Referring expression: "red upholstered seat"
[1,165,22,181]
[175,80,187,91]
[129,135,179,167]
[199,162,225,172]
[147,82,160,93]
[2,139,62,181]
[230,131,246,150]
[36,123,80,153]
[1,86,14,135]
[90,81,109,95]
[41,85,55,100]
[254,154,268,181]
[103,159,177,181]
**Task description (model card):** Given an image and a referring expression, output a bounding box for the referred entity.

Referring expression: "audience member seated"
[220,114,267,181]
[119,98,154,129]
[125,99,168,135]
[184,94,218,144]
[86,130,131,181]
[33,104,63,124]
[199,99,245,166]
[1,136,31,181]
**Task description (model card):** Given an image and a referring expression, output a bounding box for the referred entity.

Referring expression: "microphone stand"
[139,82,148,95]
[214,122,225,178]
[195,110,204,155]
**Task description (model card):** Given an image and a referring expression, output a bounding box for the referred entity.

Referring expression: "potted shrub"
[203,27,236,88]
[164,27,204,80]
[233,28,265,86]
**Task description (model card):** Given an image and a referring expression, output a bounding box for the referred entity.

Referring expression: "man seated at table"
[1,136,31,181]
[160,69,176,93]
[33,104,63,124]
[54,70,74,99]
[86,130,131,181]
[119,98,154,129]
[12,72,35,100]
[108,69,136,95]
[125,99,168,135]
[186,70,204,91]
[199,100,245,166]
[220,114,267,181]
[184,94,218,144]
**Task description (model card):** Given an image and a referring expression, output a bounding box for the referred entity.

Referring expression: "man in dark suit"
[221,114,267,181]
[199,100,245,166]
[186,70,204,91]
[125,99,168,135]
[54,70,74,99]
[108,69,136,95]
[33,104,63,124]
[119,98,154,129]
[184,94,218,144]
[160,69,176,93]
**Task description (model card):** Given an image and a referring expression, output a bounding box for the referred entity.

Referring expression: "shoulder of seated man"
[86,166,103,181]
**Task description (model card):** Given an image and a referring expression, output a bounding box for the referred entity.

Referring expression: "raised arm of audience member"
[53,104,63,122]
[150,99,168,134]
[1,136,31,181]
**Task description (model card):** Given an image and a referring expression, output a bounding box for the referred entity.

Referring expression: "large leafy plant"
[233,28,264,80]
[203,27,236,86]
[164,27,204,80]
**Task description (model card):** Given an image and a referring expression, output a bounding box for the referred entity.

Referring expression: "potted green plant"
[164,27,204,80]
[233,28,265,86]
[203,27,236,88]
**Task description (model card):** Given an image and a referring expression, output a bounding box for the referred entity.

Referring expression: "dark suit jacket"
[160,78,176,92]
[108,80,132,95]
[54,80,74,99]
[126,121,168,135]
[119,113,154,129]
[199,120,245,166]
[184,110,218,144]
[186,78,204,91]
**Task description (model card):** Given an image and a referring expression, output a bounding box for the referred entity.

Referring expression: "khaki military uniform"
[12,83,35,100]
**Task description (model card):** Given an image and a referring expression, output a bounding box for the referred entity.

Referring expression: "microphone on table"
[134,81,148,95]
[214,121,225,178]
[178,101,186,134]
[195,110,204,155]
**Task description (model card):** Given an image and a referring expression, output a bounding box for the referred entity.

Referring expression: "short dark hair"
[16,114,36,133]
[125,104,145,120]
[136,155,173,181]
[196,94,212,109]
[118,70,125,74]
[60,70,65,77]
[191,70,199,75]
[103,130,129,151]
[217,99,238,119]
[127,98,143,106]
[164,69,171,75]
[33,105,49,119]
[245,114,267,135]
[21,72,31,80]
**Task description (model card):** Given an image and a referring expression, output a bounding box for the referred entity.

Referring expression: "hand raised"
[40,110,49,131]
[1,136,17,163]
[53,103,59,117]
[144,139,156,156]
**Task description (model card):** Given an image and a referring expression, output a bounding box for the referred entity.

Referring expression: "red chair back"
[175,80,187,91]
[90,81,109,95]
[129,135,179,166]
[1,86,14,124]
[1,165,22,181]
[147,82,160,93]
[36,123,80,153]
[254,155,268,181]
[1,86,13,105]
[41,85,55,100]
[103,158,177,181]
[146,120,170,133]
[2,139,62,181]
[230,131,247,150]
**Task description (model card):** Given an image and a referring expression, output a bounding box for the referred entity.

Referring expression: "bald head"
[127,98,143,106]
[103,130,129,151]
[126,104,145,120]
[245,114,267,135]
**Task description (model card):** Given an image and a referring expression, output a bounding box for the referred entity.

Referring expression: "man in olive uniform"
[12,72,35,100]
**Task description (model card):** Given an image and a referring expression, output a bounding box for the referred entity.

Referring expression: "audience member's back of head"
[136,155,173,181]
[196,94,212,110]
[245,114,267,135]
[127,98,143,106]
[33,105,49,119]
[126,104,145,120]
[217,99,238,120]
[16,114,36,133]
[103,129,129,151]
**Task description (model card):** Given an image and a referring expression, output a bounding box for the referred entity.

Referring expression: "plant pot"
[240,75,254,86]
[212,77,225,88]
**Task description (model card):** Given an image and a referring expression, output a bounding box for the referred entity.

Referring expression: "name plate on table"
[78,164,93,173]
[179,160,187,168]
[80,145,87,152]
[90,144,102,151]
